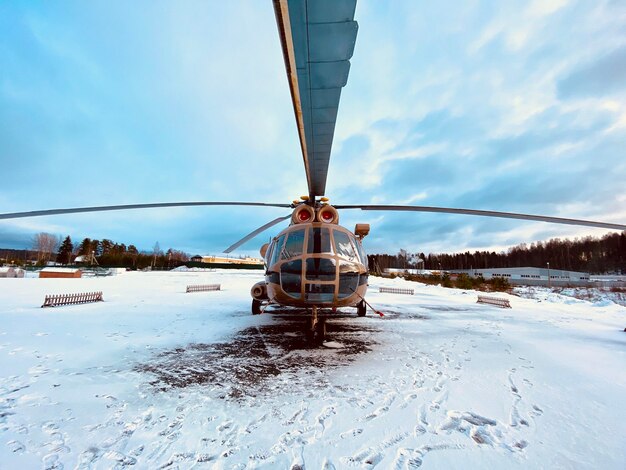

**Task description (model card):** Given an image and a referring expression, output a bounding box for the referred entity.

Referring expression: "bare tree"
[166,248,189,264]
[32,232,60,265]
[152,241,161,269]
[398,248,409,269]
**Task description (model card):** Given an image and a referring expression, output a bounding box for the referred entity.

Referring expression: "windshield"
[307,227,333,254]
[305,258,336,281]
[333,230,359,262]
[269,234,286,266]
[281,228,306,259]
[264,241,274,264]
[356,239,368,268]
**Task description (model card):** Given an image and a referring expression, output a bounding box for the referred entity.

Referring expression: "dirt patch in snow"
[136,312,379,398]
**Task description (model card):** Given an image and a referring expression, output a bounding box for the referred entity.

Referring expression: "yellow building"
[200,256,263,266]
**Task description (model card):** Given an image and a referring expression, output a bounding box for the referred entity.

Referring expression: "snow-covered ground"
[515,285,626,307]
[1,270,624,469]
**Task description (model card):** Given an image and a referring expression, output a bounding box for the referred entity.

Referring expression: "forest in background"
[367,231,626,274]
[0,233,189,269]
[2,230,625,274]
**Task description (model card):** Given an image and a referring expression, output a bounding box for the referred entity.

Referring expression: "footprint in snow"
[42,452,63,470]
[7,439,25,453]
[283,407,307,426]
[363,393,396,421]
[432,375,447,392]
[76,446,101,469]
[413,424,427,437]
[429,390,448,411]
[290,446,305,470]
[364,405,390,421]
[340,428,363,439]
[342,433,408,468]
[244,413,268,433]
[216,420,233,432]
[400,392,418,408]
[321,458,337,469]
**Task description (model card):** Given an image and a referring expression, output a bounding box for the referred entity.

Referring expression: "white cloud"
[1,1,624,255]
[527,0,570,18]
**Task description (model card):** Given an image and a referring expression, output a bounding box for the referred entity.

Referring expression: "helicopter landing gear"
[251,299,263,315]
[306,306,326,344]
[357,299,367,317]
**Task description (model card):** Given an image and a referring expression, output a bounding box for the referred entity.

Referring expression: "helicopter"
[1,0,625,342]
[245,197,371,341]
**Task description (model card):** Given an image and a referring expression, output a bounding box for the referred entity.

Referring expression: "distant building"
[385,268,424,275]
[199,255,263,266]
[449,267,591,286]
[39,268,82,279]
[74,252,98,266]
[190,255,203,262]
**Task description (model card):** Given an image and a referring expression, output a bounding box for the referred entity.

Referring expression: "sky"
[1,0,625,257]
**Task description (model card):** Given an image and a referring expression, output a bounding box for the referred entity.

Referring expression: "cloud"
[1,1,625,257]
[557,46,626,99]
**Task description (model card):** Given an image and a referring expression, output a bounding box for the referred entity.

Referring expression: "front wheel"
[252,299,263,315]
[306,318,326,345]
[357,300,366,317]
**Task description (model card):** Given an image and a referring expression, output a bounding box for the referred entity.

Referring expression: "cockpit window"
[281,228,306,259]
[269,234,286,266]
[333,230,358,262]
[306,258,336,281]
[265,242,274,264]
[307,227,332,254]
[356,239,368,268]
[281,259,302,298]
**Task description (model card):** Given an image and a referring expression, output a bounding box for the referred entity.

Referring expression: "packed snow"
[0,270,624,469]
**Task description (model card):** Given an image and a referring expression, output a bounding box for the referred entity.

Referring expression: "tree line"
[4,230,625,274]
[368,231,626,274]
[29,232,189,269]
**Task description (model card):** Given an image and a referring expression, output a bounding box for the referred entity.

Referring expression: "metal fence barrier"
[186,284,221,293]
[477,295,511,308]
[379,287,414,295]
[42,291,103,308]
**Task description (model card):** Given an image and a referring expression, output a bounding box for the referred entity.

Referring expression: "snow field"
[0,270,624,469]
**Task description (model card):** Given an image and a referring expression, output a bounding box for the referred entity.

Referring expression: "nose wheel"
[306,306,326,344]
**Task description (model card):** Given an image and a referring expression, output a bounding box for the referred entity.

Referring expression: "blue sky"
[1,0,625,257]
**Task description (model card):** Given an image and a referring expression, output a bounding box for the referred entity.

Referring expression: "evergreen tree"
[368,230,626,274]
[100,239,114,255]
[77,238,92,256]
[56,236,73,265]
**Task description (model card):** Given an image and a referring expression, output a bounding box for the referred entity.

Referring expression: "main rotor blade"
[0,202,292,221]
[273,0,358,198]
[223,215,291,254]
[334,205,626,231]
